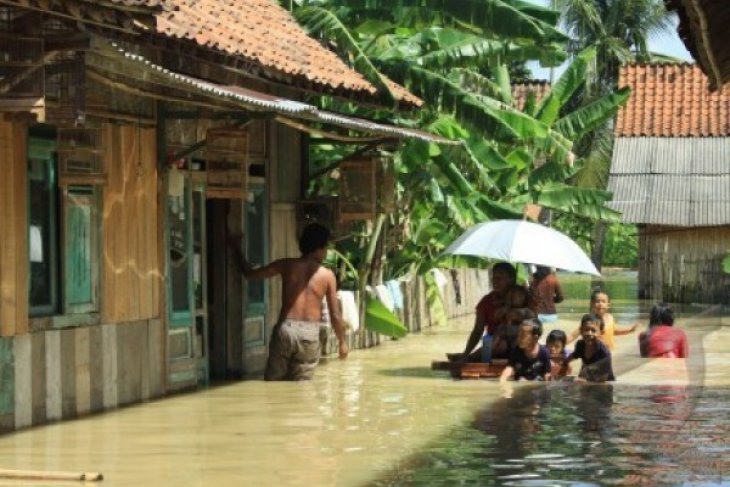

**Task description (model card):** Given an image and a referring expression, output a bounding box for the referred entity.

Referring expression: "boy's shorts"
[264,320,322,381]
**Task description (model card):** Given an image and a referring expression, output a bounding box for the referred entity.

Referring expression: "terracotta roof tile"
[616,63,730,137]
[511,81,551,110]
[152,0,421,106]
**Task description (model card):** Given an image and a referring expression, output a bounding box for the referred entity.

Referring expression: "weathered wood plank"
[12,123,28,335]
[74,327,91,416]
[123,126,141,321]
[101,124,118,323]
[30,332,45,424]
[116,322,143,406]
[0,121,26,337]
[45,330,62,421]
[60,329,76,419]
[13,334,32,428]
[89,325,104,412]
[147,318,163,398]
[0,122,14,336]
[0,337,14,431]
[101,323,118,409]
[140,128,157,320]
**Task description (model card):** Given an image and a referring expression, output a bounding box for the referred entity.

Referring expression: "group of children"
[499,290,636,383]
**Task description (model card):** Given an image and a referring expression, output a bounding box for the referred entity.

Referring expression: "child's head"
[590,289,610,316]
[505,285,529,308]
[491,262,517,294]
[517,317,543,350]
[546,329,567,358]
[505,284,528,308]
[580,313,604,342]
[649,302,674,327]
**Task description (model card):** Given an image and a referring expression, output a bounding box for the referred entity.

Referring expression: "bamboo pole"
[0,468,103,482]
[357,214,386,341]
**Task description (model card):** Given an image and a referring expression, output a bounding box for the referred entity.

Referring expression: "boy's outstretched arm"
[614,322,639,335]
[228,237,282,279]
[499,365,515,382]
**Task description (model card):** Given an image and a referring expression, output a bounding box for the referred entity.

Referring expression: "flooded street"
[0,273,729,486]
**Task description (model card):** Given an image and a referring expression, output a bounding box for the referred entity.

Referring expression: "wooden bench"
[431,360,508,379]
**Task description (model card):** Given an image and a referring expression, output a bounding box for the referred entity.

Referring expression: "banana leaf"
[365,296,408,337]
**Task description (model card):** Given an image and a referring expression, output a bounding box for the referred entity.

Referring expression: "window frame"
[27,136,59,317]
[27,130,103,323]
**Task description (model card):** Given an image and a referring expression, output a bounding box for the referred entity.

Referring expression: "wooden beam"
[0,0,139,34]
[86,69,244,112]
[274,116,391,144]
[0,51,59,95]
[45,34,91,52]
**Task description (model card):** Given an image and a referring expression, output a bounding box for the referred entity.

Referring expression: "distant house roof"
[152,0,423,106]
[608,137,730,226]
[511,81,550,111]
[615,64,730,137]
[664,0,730,91]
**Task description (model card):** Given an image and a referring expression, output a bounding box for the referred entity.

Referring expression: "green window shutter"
[63,186,99,314]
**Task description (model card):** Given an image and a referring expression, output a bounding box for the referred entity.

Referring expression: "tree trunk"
[357,214,386,338]
[591,221,608,272]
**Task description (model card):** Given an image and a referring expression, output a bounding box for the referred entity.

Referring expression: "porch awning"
[87,42,457,145]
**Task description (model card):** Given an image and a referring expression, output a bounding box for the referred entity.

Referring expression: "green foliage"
[602,223,638,268]
[365,296,408,337]
[288,0,631,287]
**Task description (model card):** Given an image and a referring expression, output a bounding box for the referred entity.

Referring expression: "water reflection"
[370,383,729,486]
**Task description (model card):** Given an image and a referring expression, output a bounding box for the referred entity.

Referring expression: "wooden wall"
[0,121,28,337]
[102,124,160,323]
[639,225,730,303]
[0,317,164,433]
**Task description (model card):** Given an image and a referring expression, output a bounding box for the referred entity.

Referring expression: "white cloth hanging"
[337,290,359,332]
[375,284,395,312]
[432,269,449,297]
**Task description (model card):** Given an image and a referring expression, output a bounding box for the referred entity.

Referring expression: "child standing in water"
[500,318,552,382]
[546,329,571,379]
[569,290,637,351]
[563,314,615,382]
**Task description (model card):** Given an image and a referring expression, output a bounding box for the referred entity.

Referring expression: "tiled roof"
[615,64,730,137]
[153,0,421,106]
[512,81,550,111]
[94,43,450,144]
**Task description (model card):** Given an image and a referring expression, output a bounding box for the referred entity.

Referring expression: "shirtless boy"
[229,223,348,381]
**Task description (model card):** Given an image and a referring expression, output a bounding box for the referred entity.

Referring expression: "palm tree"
[556,0,674,267]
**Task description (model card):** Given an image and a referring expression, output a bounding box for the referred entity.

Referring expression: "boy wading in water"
[229,223,348,381]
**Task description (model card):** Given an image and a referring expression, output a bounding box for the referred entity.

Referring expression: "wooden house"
[607,64,730,303]
[0,0,447,432]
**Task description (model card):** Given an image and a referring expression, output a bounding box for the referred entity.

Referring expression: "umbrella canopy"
[444,220,600,276]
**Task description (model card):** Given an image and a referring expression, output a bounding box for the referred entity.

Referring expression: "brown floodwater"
[0,272,728,486]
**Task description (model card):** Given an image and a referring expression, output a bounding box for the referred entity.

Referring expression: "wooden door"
[166,175,208,388]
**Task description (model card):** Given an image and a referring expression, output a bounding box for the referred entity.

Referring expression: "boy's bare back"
[277,257,336,323]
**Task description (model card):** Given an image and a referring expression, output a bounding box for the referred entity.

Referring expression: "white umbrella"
[444,220,600,276]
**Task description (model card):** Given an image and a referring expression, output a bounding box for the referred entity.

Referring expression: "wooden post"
[357,214,386,339]
[0,469,103,482]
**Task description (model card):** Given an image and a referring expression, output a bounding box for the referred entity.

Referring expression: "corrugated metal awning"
[93,42,455,145]
[608,137,730,226]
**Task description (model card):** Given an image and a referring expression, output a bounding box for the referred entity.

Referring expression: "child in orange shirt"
[569,290,638,351]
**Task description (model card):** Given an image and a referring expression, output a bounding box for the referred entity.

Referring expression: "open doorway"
[206,199,230,380]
